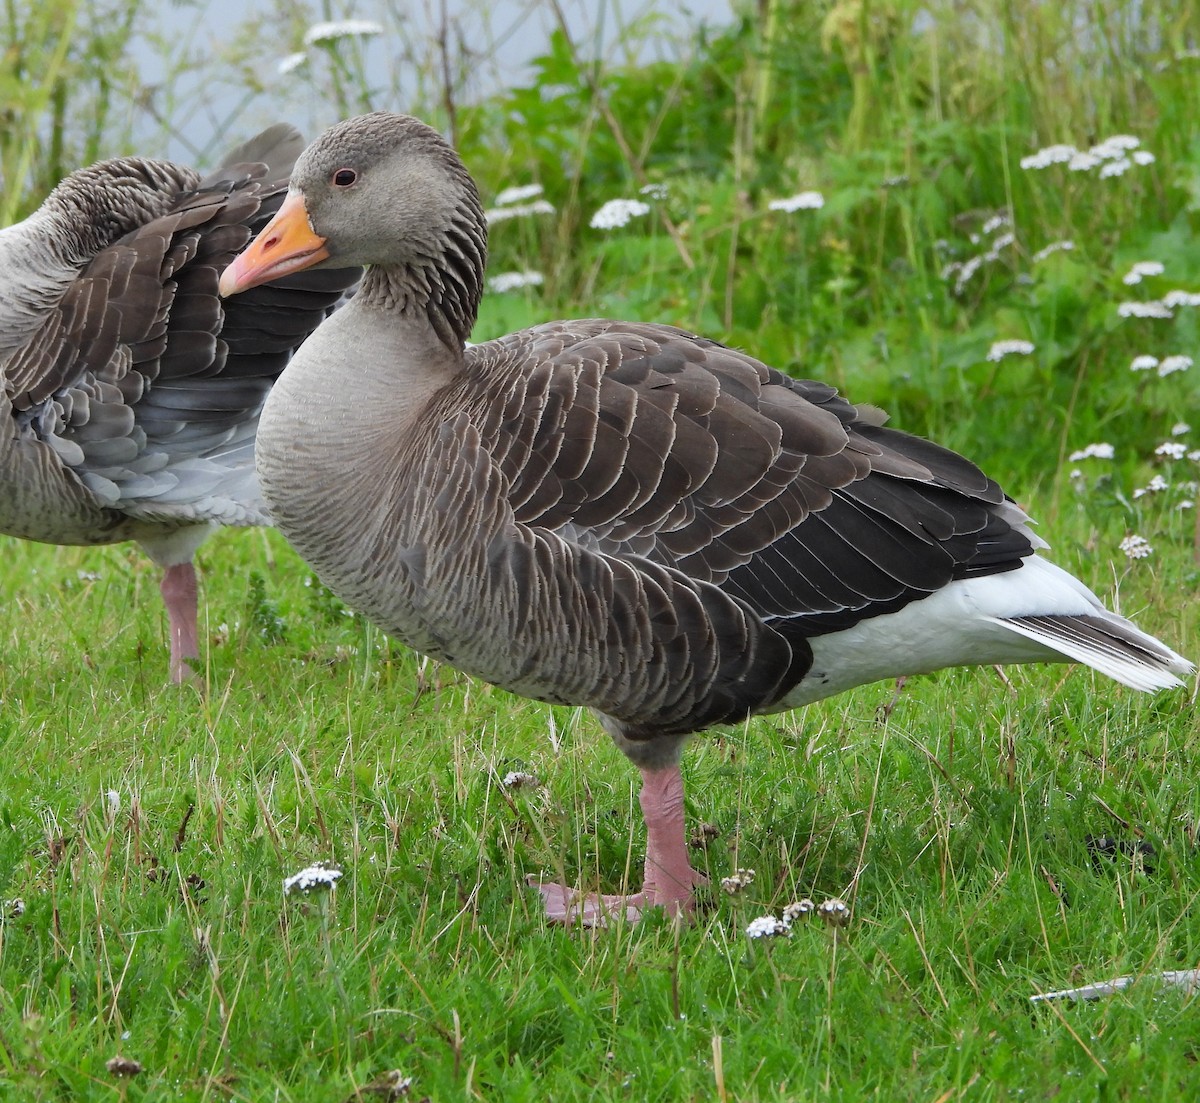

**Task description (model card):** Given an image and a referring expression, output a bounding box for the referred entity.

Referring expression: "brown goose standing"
[221,113,1192,923]
[0,126,359,681]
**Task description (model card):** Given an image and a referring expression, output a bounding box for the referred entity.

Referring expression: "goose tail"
[992,610,1192,692]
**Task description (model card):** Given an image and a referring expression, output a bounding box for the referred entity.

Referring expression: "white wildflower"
[1020,144,1077,170]
[304,19,383,46]
[1092,134,1141,156]
[817,897,851,928]
[1162,290,1200,308]
[1117,300,1173,319]
[1032,240,1075,262]
[1100,158,1133,178]
[1156,441,1189,459]
[986,339,1035,362]
[283,861,343,895]
[487,270,544,294]
[1068,151,1102,172]
[1067,442,1115,461]
[106,789,120,814]
[1122,260,1165,285]
[3,898,25,919]
[1130,354,1159,371]
[782,899,815,924]
[1119,534,1153,559]
[983,232,1015,261]
[981,213,1009,235]
[951,255,983,293]
[501,770,540,790]
[1158,354,1193,376]
[1132,150,1156,166]
[1171,422,1191,436]
[590,198,651,230]
[1191,451,1200,463]
[77,569,102,582]
[639,183,669,200]
[277,52,307,75]
[493,183,544,207]
[485,199,555,225]
[767,190,825,213]
[746,915,791,939]
[1132,475,1170,498]
[720,868,756,894]
[881,174,909,187]
[1179,500,1196,510]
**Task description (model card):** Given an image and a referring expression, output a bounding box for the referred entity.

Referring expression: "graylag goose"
[220,112,1192,923]
[0,125,358,682]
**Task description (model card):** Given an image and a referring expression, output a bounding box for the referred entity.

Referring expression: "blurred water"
[129,0,735,163]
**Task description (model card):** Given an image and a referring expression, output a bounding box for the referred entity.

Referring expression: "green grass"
[2,0,1200,1098]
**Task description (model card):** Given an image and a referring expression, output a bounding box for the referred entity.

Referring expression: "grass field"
[1,1,1199,1099]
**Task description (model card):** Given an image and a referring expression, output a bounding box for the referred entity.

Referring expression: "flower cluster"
[1129,354,1193,376]
[304,19,384,46]
[745,896,848,938]
[283,861,343,896]
[501,770,540,790]
[767,190,825,213]
[986,339,1035,362]
[720,868,756,894]
[1031,240,1075,263]
[941,212,1015,295]
[1067,442,1115,461]
[1119,534,1153,560]
[1020,134,1154,178]
[488,271,544,294]
[1122,260,1165,285]
[590,198,650,230]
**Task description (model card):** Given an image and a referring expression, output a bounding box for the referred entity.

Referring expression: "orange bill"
[219,191,330,296]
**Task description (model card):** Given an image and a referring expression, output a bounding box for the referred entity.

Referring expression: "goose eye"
[332,168,358,187]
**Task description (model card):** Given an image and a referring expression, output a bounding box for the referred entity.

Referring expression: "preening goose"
[221,112,1192,923]
[0,126,359,681]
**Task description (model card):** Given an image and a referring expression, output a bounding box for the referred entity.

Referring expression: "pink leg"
[531,763,705,926]
[160,562,199,684]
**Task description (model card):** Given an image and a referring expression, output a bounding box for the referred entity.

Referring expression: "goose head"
[220,112,487,349]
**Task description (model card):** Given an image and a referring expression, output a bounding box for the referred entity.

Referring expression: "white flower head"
[817,897,851,928]
[1067,442,1115,461]
[1093,134,1141,156]
[284,861,343,895]
[487,271,544,294]
[304,19,384,46]
[1068,151,1102,172]
[1117,300,1173,319]
[1132,475,1170,498]
[1122,260,1165,285]
[493,183,544,207]
[1158,355,1193,376]
[782,899,816,924]
[1099,158,1133,178]
[1132,150,1156,166]
[590,198,651,230]
[1119,534,1153,559]
[986,339,1035,362]
[1156,441,1189,460]
[1162,290,1200,308]
[1032,240,1075,263]
[1171,422,1191,436]
[1020,144,1077,170]
[720,868,756,894]
[767,190,825,213]
[501,770,540,790]
[485,199,555,225]
[277,52,307,75]
[981,213,1010,235]
[1130,354,1159,371]
[746,915,791,939]
[639,183,669,200]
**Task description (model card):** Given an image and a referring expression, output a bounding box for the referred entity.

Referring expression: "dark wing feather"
[458,319,1033,720]
[9,144,360,521]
